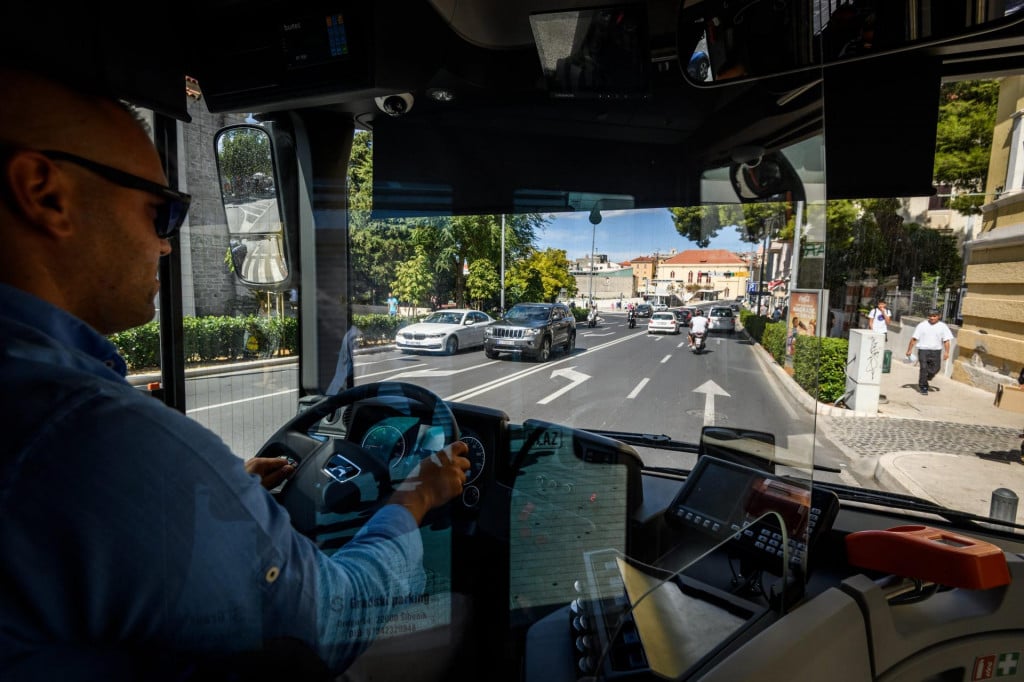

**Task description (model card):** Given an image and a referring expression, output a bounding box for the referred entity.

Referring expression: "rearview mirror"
[215,124,290,287]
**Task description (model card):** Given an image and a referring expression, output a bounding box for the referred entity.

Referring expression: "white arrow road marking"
[693,379,730,425]
[391,362,498,379]
[538,367,591,405]
[444,332,639,402]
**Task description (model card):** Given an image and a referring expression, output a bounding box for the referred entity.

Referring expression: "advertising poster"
[786,289,824,355]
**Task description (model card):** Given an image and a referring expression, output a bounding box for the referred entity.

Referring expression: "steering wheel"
[253,381,460,539]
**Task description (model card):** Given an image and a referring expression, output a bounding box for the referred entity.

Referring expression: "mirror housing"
[729,150,806,203]
[214,124,291,288]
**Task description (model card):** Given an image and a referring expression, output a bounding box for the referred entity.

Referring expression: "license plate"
[496,339,515,346]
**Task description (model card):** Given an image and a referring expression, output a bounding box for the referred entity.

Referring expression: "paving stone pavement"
[821,416,1021,460]
[746,328,1024,519]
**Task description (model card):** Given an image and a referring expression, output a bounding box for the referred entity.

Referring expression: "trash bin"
[882,349,892,373]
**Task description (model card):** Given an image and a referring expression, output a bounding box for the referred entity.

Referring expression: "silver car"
[648,311,681,335]
[707,306,736,334]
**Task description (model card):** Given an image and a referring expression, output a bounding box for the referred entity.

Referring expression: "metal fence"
[884,278,963,322]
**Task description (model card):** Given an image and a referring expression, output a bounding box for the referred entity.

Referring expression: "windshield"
[332,122,1020,528]
[422,312,462,325]
[505,307,550,323]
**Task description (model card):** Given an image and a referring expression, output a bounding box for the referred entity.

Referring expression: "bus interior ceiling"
[4,2,1024,214]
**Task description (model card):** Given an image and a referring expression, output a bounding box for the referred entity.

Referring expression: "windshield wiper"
[581,429,699,453]
[815,481,1024,532]
[583,429,842,473]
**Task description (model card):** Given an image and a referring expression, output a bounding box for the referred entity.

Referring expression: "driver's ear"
[4,150,77,240]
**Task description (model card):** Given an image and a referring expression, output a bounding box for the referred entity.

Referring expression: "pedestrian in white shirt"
[867,299,892,341]
[905,308,954,395]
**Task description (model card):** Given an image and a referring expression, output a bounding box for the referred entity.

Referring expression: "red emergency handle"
[845,525,1011,590]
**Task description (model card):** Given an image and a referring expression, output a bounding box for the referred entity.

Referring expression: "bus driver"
[0,64,470,679]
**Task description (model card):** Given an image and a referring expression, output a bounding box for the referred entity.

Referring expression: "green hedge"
[760,321,788,366]
[110,313,408,371]
[792,336,849,404]
[352,313,405,345]
[110,315,299,371]
[739,310,770,342]
[740,310,851,405]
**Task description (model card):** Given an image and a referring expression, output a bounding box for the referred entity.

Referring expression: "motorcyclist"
[689,308,709,349]
[587,303,598,327]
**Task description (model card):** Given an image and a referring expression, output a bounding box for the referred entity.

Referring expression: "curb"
[743,329,877,419]
[871,451,947,501]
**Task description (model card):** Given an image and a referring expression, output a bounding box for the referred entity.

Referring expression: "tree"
[934,80,999,215]
[505,248,576,306]
[465,259,500,311]
[347,131,550,306]
[391,250,433,315]
[348,131,416,305]
[668,202,790,247]
[426,213,545,307]
[217,128,274,197]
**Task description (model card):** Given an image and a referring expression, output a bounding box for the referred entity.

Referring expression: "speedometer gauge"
[360,424,407,470]
[460,434,486,484]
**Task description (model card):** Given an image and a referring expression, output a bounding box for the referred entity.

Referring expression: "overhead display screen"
[282,12,350,69]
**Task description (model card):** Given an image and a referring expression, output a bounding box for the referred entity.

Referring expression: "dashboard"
[268,385,1024,682]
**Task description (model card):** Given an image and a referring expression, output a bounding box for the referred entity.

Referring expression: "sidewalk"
[749,334,1024,523]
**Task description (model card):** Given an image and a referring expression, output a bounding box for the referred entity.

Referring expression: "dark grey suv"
[484,302,576,362]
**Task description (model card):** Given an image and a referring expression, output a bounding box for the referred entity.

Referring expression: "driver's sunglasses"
[39,149,192,239]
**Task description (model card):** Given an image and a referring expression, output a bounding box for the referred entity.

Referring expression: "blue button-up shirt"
[0,284,426,678]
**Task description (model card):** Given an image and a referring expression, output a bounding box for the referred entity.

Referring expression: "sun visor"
[0,6,191,121]
[371,117,701,218]
[824,55,940,199]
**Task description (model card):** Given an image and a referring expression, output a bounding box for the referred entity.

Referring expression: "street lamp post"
[588,205,601,306]
[500,214,506,315]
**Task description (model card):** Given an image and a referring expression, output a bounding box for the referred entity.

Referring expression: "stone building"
[954,75,1024,391]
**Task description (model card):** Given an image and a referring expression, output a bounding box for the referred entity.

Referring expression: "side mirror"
[215,124,290,287]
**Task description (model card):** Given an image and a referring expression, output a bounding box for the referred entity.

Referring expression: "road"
[184,313,851,483]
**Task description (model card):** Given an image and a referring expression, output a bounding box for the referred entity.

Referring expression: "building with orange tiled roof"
[658,249,749,301]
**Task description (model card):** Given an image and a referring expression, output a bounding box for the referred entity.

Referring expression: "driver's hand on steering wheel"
[390,441,471,525]
[245,456,296,490]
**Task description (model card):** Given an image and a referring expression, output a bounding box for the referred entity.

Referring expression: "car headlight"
[426,332,446,338]
[522,328,540,337]
[485,328,495,337]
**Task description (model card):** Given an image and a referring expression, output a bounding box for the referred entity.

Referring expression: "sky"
[535,208,753,263]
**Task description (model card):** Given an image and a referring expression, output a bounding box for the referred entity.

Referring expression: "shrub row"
[111,313,406,371]
[110,316,299,371]
[741,309,849,404]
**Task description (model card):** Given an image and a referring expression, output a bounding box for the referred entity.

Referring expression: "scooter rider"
[689,308,708,349]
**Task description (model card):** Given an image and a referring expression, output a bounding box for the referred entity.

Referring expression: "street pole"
[500,214,506,314]
[757,225,769,315]
[588,205,601,306]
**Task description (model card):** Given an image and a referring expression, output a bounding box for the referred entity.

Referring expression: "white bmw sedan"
[395,309,495,354]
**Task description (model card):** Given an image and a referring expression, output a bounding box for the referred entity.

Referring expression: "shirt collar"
[0,283,129,378]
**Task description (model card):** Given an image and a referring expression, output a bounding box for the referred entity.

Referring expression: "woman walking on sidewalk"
[905,308,953,395]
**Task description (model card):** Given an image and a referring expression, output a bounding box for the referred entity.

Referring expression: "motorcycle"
[587,308,598,328]
[691,330,706,354]
[627,310,636,328]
